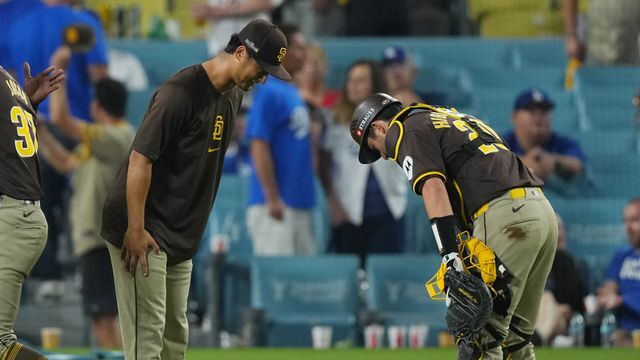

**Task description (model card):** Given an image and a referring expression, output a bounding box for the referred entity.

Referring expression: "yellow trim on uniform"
[472,187,542,220]
[388,120,404,161]
[453,180,472,230]
[412,171,447,194]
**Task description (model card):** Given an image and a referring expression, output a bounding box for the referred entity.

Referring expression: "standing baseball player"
[100,20,291,359]
[0,63,64,359]
[351,93,558,359]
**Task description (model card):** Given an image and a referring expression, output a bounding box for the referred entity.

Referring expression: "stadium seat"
[574,130,635,156]
[209,175,252,255]
[583,108,636,131]
[366,254,447,347]
[109,40,209,87]
[509,38,567,68]
[251,256,359,347]
[587,153,640,176]
[589,173,640,198]
[469,68,565,89]
[551,198,627,270]
[575,67,640,89]
[125,88,155,129]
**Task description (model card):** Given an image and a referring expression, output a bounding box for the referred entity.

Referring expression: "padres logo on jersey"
[208,115,224,153]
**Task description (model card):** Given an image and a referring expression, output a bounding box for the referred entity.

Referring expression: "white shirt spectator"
[324,123,407,225]
[107,49,149,91]
[204,0,284,56]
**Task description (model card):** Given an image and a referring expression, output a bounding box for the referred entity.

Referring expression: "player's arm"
[49,46,86,142]
[421,177,463,272]
[250,139,285,220]
[36,123,78,174]
[122,150,160,276]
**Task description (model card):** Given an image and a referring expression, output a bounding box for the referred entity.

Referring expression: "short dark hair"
[95,78,127,118]
[224,33,242,54]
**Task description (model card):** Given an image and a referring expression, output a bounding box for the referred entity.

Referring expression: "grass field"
[53,347,639,360]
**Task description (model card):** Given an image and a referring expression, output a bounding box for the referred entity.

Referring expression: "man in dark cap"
[100,19,291,359]
[503,88,585,181]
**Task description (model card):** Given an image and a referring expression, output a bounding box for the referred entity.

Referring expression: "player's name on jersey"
[5,78,29,104]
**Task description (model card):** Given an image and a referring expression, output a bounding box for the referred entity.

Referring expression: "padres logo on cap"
[277,48,287,63]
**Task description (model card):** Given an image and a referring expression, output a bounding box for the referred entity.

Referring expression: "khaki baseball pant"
[0,196,47,353]
[473,187,558,360]
[107,242,192,360]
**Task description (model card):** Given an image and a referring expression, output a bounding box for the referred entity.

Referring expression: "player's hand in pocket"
[122,227,161,277]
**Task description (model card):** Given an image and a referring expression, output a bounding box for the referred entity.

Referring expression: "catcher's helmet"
[350,93,401,164]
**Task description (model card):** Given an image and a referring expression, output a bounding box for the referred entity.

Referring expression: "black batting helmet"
[350,93,402,164]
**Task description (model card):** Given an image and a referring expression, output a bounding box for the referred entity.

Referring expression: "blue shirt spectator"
[8,2,108,120]
[604,247,640,332]
[503,131,586,162]
[0,0,43,68]
[247,77,315,208]
[597,198,640,344]
[503,88,585,181]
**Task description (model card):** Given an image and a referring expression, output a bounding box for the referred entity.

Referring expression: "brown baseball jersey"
[0,67,42,200]
[101,64,243,264]
[384,106,542,226]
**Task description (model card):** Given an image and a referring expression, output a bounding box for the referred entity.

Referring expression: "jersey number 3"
[10,106,38,157]
[452,119,508,155]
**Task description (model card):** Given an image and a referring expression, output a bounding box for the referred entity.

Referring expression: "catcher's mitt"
[444,269,493,345]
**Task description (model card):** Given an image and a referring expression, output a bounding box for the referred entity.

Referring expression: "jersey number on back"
[10,106,38,157]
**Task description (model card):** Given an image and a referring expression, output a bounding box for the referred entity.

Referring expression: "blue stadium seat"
[587,153,640,175]
[210,175,251,255]
[469,68,565,89]
[125,89,155,129]
[251,256,359,347]
[551,198,628,225]
[415,65,472,107]
[109,40,209,87]
[574,130,635,156]
[509,38,567,68]
[589,173,640,198]
[583,108,636,131]
[551,198,627,267]
[575,67,640,89]
[366,254,446,347]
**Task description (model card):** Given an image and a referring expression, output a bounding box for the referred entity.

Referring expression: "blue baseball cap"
[381,46,407,66]
[514,88,555,111]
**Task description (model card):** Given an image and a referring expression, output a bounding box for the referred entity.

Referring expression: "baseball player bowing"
[350,93,558,360]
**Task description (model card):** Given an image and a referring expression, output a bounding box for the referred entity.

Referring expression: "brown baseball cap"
[238,20,291,81]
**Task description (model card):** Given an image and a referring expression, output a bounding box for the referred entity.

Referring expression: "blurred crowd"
[1,0,639,349]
